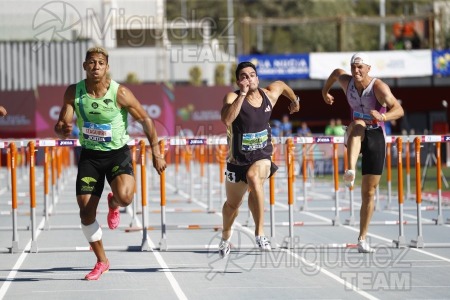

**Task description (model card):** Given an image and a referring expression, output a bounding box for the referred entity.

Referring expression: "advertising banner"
[238,54,310,80]
[174,86,232,137]
[0,91,36,138]
[310,50,432,79]
[432,50,450,77]
[121,83,175,137]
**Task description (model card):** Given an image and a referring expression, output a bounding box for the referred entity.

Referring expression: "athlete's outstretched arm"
[54,84,76,139]
[264,80,299,114]
[322,69,350,105]
[116,85,166,175]
[0,106,7,117]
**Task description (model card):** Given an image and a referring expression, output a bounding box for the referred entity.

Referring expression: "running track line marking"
[303,192,450,263]
[166,183,379,300]
[131,211,188,300]
[0,213,46,300]
[0,190,188,300]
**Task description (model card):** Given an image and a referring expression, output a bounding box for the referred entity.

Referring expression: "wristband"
[381,113,386,121]
[240,92,247,96]
[294,95,300,103]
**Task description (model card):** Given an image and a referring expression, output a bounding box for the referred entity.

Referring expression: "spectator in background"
[333,118,346,136]
[324,118,336,136]
[297,121,312,137]
[270,119,281,137]
[280,114,293,137]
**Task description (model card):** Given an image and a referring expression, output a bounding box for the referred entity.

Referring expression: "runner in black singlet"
[218,61,301,258]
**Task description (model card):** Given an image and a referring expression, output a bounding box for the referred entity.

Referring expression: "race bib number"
[82,122,112,143]
[225,170,236,183]
[353,111,374,121]
[353,111,379,125]
[242,129,268,151]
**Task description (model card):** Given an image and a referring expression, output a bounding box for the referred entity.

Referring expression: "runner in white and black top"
[322,52,404,253]
[218,61,301,258]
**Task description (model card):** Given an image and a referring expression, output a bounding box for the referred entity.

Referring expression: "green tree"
[214,64,226,85]
[189,66,203,86]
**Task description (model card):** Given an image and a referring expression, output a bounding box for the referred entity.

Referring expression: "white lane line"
[126,192,188,300]
[286,249,379,300]
[1,186,188,300]
[300,191,450,263]
[167,183,379,300]
[33,288,148,293]
[0,214,46,299]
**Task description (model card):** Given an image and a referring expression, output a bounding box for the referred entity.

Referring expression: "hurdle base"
[129,217,140,228]
[392,236,407,248]
[141,235,151,251]
[433,215,444,225]
[159,238,168,251]
[10,241,19,254]
[410,236,424,248]
[332,217,341,226]
[344,217,356,226]
[30,241,38,253]
[280,236,300,249]
[269,236,279,250]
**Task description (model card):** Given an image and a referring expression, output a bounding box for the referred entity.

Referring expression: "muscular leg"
[77,194,107,263]
[222,180,247,240]
[359,174,381,240]
[346,120,366,170]
[246,159,271,237]
[108,174,136,209]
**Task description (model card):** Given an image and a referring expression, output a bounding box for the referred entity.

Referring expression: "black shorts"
[76,145,134,197]
[361,126,386,175]
[225,161,278,184]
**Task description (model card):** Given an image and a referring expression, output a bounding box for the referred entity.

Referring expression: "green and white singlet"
[74,79,130,151]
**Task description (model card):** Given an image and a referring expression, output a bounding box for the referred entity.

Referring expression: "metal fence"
[0,40,92,91]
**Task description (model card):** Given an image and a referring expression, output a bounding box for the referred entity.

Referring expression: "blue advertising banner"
[238,54,309,80]
[432,50,450,76]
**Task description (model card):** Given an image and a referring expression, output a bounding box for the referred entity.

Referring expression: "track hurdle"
[10,142,19,253]
[159,139,168,250]
[411,137,425,248]
[392,137,407,248]
[434,141,444,225]
[28,141,38,253]
[410,136,450,248]
[277,137,338,230]
[332,142,341,225]
[139,140,151,251]
[300,144,308,211]
[286,138,295,247]
[125,137,225,251]
[269,159,277,248]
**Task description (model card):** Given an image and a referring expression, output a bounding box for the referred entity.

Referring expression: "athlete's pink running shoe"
[85,260,110,280]
[107,192,120,230]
